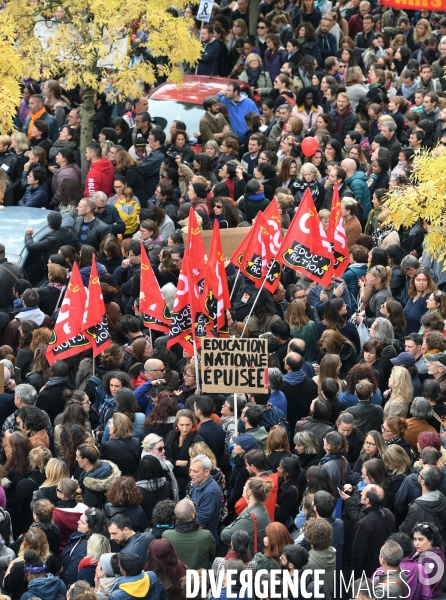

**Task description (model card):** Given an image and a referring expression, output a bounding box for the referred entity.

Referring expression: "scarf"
[297,37,306,45]
[137,477,167,491]
[175,517,200,534]
[386,436,403,446]
[319,453,342,465]
[246,65,263,87]
[27,107,46,139]
[142,451,179,502]
[144,234,163,249]
[401,80,419,100]
[226,549,251,562]
[247,192,266,202]
[372,224,394,247]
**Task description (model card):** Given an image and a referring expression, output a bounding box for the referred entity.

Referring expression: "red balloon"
[301,137,319,157]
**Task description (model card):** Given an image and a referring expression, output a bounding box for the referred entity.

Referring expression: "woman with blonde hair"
[344,66,367,110]
[221,477,273,556]
[292,162,324,210]
[4,527,61,600]
[35,457,70,504]
[414,18,432,45]
[164,409,200,498]
[382,444,412,510]
[114,149,149,207]
[78,533,111,586]
[239,53,272,100]
[383,366,413,419]
[285,116,304,135]
[318,329,358,378]
[188,441,228,522]
[265,426,291,472]
[346,144,369,171]
[293,431,320,472]
[285,299,316,362]
[346,429,386,485]
[204,139,220,171]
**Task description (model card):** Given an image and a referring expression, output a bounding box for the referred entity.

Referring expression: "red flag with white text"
[187,209,207,291]
[83,255,111,357]
[139,243,172,333]
[46,263,92,364]
[202,221,231,336]
[276,188,334,286]
[326,185,350,277]
[239,213,267,287]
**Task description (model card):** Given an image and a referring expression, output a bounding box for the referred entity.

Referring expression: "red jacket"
[84,158,115,198]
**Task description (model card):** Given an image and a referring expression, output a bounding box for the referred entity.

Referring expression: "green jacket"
[239,70,273,100]
[162,528,216,570]
[246,426,269,452]
[221,502,271,557]
[365,206,382,236]
[253,552,282,572]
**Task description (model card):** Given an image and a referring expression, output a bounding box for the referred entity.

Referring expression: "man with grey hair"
[427,353,446,402]
[400,465,446,536]
[400,254,420,279]
[404,397,436,452]
[268,368,287,415]
[380,121,401,168]
[1,382,53,444]
[93,191,125,235]
[190,454,222,544]
[162,498,215,569]
[374,540,408,599]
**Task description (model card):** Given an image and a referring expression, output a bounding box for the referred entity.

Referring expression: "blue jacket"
[307,282,352,318]
[95,205,125,235]
[197,38,220,76]
[346,171,372,217]
[18,183,49,208]
[138,148,166,198]
[60,531,88,586]
[23,110,59,141]
[109,571,168,600]
[216,93,259,142]
[317,32,337,61]
[342,263,368,311]
[191,475,222,544]
[269,390,287,415]
[119,532,155,564]
[339,389,383,407]
[20,574,67,600]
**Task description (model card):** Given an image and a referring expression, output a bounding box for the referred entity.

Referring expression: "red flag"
[46,264,92,364]
[187,208,207,290]
[202,221,231,336]
[326,185,350,277]
[276,188,334,286]
[263,198,283,257]
[83,255,111,357]
[260,206,282,294]
[239,212,268,287]
[167,253,206,354]
[140,243,172,333]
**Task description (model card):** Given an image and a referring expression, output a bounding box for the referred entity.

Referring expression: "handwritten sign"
[197,0,211,22]
[201,338,268,393]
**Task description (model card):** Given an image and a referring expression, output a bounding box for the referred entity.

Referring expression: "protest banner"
[200,338,268,394]
[184,227,252,259]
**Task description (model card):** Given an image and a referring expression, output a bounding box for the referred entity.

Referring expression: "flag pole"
[92,353,95,376]
[192,340,201,394]
[229,270,240,301]
[233,393,238,437]
[240,261,275,338]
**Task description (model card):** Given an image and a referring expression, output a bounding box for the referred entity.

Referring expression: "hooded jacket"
[20,574,67,600]
[51,163,81,205]
[395,469,446,515]
[84,158,115,198]
[281,370,318,433]
[400,490,446,540]
[216,92,259,142]
[307,547,336,598]
[18,182,49,208]
[78,460,121,508]
[345,170,372,217]
[109,570,167,600]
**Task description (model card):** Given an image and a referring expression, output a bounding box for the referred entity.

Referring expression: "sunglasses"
[155,446,165,452]
[214,205,222,209]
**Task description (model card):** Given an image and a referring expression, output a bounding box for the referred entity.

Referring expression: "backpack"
[261,403,290,438]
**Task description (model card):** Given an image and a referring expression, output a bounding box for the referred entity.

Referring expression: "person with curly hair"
[212,197,240,228]
[96,371,133,432]
[104,476,148,533]
[54,394,92,459]
[339,363,383,407]
[150,499,177,539]
[59,423,90,478]
[304,518,336,598]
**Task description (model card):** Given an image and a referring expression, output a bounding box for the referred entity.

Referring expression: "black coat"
[275,479,300,524]
[24,228,78,262]
[228,455,250,513]
[10,522,61,557]
[281,376,318,433]
[12,471,46,538]
[38,284,65,317]
[136,481,172,524]
[36,377,73,425]
[121,166,149,208]
[103,502,149,532]
[0,259,23,313]
[164,429,203,497]
[351,506,396,576]
[100,436,141,476]
[3,554,61,600]
[0,393,18,430]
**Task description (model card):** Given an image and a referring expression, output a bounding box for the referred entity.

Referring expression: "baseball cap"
[426,353,446,367]
[390,352,416,368]
[232,434,258,452]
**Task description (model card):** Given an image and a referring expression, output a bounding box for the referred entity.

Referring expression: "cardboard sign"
[201,338,268,393]
[184,227,252,259]
[197,0,212,22]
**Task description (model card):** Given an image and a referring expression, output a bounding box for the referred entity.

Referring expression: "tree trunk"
[249,0,259,36]
[79,87,96,188]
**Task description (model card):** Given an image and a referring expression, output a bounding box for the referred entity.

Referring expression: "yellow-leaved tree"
[384,148,446,268]
[2,0,202,177]
[0,12,23,135]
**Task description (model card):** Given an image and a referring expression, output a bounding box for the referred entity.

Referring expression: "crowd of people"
[1,0,446,599]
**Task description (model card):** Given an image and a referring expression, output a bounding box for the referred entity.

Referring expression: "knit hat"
[232,434,259,452]
[99,553,116,577]
[192,183,208,199]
